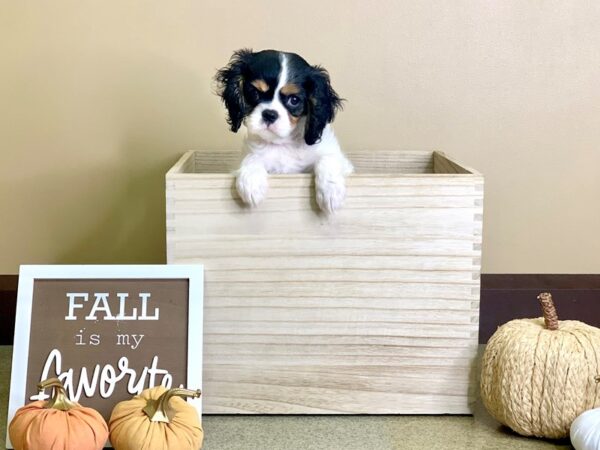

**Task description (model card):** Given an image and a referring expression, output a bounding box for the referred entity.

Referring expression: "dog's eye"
[287,95,301,107]
[249,89,260,102]
[247,85,261,102]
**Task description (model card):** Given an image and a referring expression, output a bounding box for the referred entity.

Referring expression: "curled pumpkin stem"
[143,388,201,423]
[38,377,78,411]
[537,292,559,331]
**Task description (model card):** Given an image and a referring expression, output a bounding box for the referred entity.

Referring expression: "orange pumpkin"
[9,377,108,450]
[109,386,203,450]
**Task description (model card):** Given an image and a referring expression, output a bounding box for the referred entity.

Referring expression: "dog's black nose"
[262,109,279,125]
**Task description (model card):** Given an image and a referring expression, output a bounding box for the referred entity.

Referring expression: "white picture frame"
[6,264,203,449]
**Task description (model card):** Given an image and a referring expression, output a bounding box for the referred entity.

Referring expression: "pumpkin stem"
[143,387,201,423]
[38,377,79,411]
[537,292,559,331]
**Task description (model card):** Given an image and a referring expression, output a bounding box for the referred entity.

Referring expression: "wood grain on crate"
[167,150,483,414]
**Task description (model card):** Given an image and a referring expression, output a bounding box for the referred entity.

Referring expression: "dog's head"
[215,49,342,145]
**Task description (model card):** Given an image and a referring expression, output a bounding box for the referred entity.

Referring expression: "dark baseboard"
[1,274,598,345]
[0,275,18,345]
[478,274,600,343]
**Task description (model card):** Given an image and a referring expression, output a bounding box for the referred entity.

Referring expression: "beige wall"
[1,1,599,274]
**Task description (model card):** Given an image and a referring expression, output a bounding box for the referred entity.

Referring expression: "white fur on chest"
[236,124,352,212]
[242,125,344,175]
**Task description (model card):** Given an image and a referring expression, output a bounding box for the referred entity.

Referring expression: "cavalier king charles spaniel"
[215,49,353,213]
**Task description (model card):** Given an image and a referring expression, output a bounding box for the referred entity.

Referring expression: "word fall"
[65,292,159,321]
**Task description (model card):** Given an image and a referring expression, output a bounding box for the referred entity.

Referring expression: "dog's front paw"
[316,176,346,213]
[236,166,269,207]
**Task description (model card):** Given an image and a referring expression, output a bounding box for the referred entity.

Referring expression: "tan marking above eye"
[281,83,301,95]
[251,79,269,92]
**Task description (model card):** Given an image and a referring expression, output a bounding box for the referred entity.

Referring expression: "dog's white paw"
[316,176,346,213]
[236,166,268,207]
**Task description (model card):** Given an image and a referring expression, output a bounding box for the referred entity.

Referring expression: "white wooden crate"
[166,150,483,414]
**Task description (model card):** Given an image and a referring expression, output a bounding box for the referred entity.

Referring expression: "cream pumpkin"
[9,377,108,450]
[109,385,203,450]
[481,293,600,439]
[571,408,600,450]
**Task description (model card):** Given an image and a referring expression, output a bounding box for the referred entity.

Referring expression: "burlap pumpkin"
[481,293,600,439]
[109,386,203,450]
[9,377,108,450]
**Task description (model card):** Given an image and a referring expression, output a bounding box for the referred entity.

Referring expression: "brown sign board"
[6,265,203,449]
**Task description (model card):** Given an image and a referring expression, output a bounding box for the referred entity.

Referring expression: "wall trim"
[479,274,600,343]
[1,274,599,345]
[0,275,18,345]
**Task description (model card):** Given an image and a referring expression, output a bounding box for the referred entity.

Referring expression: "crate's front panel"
[167,174,483,414]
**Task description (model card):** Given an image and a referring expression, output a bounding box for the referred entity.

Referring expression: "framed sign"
[6,265,203,449]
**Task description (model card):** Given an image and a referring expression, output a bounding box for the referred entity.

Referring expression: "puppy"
[215,49,353,213]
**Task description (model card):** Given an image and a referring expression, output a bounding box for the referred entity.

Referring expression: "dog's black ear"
[304,65,343,145]
[215,49,253,132]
